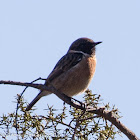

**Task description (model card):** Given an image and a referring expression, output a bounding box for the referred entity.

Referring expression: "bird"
[26,37,102,111]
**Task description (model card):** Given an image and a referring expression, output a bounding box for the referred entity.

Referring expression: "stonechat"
[26,37,102,111]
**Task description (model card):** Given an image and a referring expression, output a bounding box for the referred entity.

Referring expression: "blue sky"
[0,0,140,139]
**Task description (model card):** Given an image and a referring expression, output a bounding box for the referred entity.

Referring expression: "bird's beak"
[95,41,102,45]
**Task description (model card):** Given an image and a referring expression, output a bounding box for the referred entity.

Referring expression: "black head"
[68,37,102,55]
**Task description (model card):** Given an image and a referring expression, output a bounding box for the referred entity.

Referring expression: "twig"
[72,110,85,140]
[79,115,100,121]
[39,115,74,129]
[15,77,45,135]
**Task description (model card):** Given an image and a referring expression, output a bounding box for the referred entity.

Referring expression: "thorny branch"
[0,80,139,140]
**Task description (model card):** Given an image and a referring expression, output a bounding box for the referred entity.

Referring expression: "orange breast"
[52,55,96,97]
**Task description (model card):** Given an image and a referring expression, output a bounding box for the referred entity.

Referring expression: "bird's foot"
[71,97,86,110]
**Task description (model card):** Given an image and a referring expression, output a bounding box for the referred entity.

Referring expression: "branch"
[87,107,138,140]
[0,80,139,140]
[0,80,84,109]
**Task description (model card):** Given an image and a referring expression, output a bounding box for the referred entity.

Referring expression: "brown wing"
[45,52,83,84]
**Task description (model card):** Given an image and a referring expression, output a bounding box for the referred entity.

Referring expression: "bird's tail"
[25,91,51,111]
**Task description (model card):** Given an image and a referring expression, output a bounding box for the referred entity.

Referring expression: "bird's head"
[68,37,102,55]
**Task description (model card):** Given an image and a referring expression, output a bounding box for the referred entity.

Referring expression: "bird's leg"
[71,97,86,109]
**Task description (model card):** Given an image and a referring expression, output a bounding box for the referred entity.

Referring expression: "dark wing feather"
[45,53,83,84]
